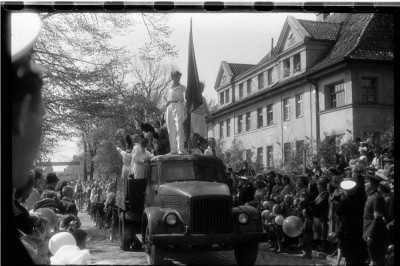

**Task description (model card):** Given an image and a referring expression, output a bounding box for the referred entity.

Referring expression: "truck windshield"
[162,162,195,182]
[161,161,222,182]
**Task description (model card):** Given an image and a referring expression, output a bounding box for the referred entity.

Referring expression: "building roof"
[213,13,394,116]
[228,63,255,76]
[347,13,394,61]
[297,19,341,41]
[307,13,393,74]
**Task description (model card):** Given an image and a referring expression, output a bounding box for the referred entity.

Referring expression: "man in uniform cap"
[10,12,45,264]
[163,70,187,155]
[335,163,368,266]
[363,170,389,266]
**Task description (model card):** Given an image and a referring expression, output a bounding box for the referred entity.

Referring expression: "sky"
[47,12,317,171]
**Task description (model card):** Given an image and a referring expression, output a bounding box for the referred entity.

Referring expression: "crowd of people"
[9,12,394,266]
[227,144,394,266]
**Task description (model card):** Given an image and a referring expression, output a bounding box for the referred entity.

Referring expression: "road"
[79,210,330,265]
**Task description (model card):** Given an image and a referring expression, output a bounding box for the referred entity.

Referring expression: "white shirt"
[131,144,153,179]
[164,84,186,103]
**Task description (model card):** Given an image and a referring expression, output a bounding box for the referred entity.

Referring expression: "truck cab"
[116,154,266,265]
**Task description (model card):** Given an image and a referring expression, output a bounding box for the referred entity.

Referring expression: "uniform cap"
[11,13,42,62]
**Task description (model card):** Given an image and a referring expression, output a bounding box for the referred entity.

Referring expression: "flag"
[185,19,203,147]
[186,18,203,113]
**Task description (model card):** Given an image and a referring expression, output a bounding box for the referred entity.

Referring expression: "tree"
[380,123,394,151]
[34,12,177,163]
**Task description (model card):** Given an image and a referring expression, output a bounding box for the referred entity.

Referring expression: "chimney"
[316,13,330,22]
[271,38,274,53]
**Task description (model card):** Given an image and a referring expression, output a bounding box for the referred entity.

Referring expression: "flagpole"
[185,18,203,153]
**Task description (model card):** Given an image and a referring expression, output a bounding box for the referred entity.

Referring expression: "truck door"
[145,163,158,208]
[127,177,147,221]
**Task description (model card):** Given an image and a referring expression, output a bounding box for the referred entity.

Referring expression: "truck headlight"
[237,213,249,224]
[165,213,178,226]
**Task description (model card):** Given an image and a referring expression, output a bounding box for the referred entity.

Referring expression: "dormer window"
[283,59,290,77]
[294,53,301,73]
[222,74,226,83]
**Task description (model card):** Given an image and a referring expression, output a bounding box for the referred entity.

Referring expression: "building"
[208,13,394,167]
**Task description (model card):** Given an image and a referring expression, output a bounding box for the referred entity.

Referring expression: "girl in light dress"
[116,135,134,179]
[131,137,153,179]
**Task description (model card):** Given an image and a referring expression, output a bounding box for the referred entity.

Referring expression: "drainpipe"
[280,94,284,161]
[305,76,320,151]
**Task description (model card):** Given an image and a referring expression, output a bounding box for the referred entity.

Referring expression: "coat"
[310,190,329,221]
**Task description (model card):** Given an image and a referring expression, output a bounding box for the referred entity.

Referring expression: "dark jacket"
[363,188,387,240]
[310,190,330,221]
[13,200,33,235]
[57,197,78,216]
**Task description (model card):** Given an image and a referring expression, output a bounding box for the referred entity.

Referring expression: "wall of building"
[353,106,394,139]
[319,105,353,139]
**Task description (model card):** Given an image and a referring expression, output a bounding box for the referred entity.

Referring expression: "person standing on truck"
[131,136,153,179]
[163,70,187,155]
[116,135,134,179]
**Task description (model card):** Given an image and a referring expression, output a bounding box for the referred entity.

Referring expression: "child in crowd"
[301,207,313,259]
[271,204,283,253]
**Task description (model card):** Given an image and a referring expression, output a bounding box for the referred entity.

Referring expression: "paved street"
[79,210,330,265]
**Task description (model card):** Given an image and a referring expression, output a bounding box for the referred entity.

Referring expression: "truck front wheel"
[144,224,164,265]
[119,211,133,251]
[234,243,258,265]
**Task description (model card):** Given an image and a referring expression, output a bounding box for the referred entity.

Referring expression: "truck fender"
[233,205,263,232]
[142,207,168,237]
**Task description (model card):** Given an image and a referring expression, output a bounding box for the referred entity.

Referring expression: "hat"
[34,198,57,211]
[46,173,59,184]
[171,70,182,77]
[340,178,357,191]
[11,13,42,62]
[375,169,389,181]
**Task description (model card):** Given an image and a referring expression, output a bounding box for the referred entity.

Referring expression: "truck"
[115,154,266,265]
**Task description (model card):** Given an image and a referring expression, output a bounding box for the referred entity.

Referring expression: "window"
[327,81,345,108]
[267,146,274,167]
[222,74,226,83]
[258,73,264,90]
[296,140,304,160]
[246,149,252,163]
[226,119,231,137]
[239,83,243,99]
[257,147,263,165]
[283,97,290,121]
[362,78,377,104]
[257,108,263,128]
[294,53,301,73]
[295,93,303,118]
[284,142,292,163]
[283,59,290,77]
[267,104,273,125]
[150,165,158,185]
[247,79,252,95]
[246,112,251,131]
[220,121,224,139]
[225,89,230,103]
[219,92,225,105]
[238,115,243,133]
[268,68,273,85]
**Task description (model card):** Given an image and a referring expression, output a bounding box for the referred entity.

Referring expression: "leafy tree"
[33,13,177,179]
[380,123,394,151]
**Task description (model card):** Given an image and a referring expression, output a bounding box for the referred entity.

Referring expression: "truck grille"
[190,196,232,234]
